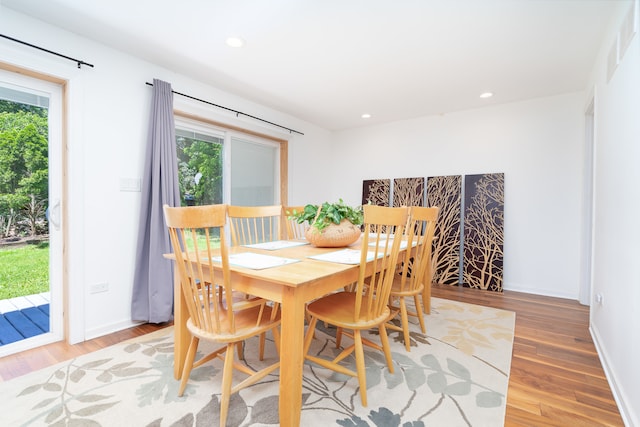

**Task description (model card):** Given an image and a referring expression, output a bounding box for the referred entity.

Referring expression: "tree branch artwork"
[362,179,390,206]
[393,177,424,207]
[463,173,504,292]
[427,175,462,286]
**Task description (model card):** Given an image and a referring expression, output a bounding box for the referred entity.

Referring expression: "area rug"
[0,297,515,427]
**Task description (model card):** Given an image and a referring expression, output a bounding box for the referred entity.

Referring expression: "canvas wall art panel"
[393,177,425,207]
[362,179,390,206]
[426,175,462,286]
[463,173,504,292]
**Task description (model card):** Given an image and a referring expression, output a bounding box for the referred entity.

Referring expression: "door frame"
[580,94,596,306]
[0,63,68,355]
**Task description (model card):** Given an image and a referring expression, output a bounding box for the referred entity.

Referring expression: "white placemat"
[243,240,309,251]
[308,248,380,265]
[367,238,414,249]
[212,252,299,269]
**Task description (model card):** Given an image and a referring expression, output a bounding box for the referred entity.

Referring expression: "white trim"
[503,282,576,300]
[579,95,595,306]
[85,320,146,341]
[0,70,65,351]
[174,116,226,140]
[0,332,62,358]
[590,325,635,426]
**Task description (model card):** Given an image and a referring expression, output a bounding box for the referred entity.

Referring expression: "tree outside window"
[175,131,223,207]
[0,100,48,239]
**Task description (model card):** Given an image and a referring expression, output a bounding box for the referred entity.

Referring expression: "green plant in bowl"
[288,199,363,233]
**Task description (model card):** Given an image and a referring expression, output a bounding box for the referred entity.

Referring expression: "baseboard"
[590,324,635,426]
[85,319,146,341]
[503,282,578,300]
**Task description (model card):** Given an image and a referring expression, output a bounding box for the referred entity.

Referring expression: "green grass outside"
[0,233,219,301]
[184,231,221,251]
[0,242,49,300]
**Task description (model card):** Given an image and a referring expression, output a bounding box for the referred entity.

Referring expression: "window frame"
[174,110,289,206]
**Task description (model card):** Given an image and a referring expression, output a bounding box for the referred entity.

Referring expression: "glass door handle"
[49,199,61,230]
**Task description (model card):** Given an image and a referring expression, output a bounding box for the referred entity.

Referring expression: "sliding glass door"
[0,69,63,356]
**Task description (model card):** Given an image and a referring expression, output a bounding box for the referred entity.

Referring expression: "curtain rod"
[1,34,94,69]
[145,82,303,136]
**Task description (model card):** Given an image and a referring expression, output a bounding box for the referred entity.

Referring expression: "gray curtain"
[131,79,181,323]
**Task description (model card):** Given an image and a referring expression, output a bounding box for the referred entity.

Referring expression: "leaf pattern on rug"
[1,298,514,427]
[435,301,514,356]
[14,336,191,426]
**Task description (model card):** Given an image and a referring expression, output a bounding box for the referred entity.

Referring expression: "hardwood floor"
[0,322,171,381]
[431,285,624,427]
[0,286,624,426]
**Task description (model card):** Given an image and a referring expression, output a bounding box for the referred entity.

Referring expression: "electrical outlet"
[90,282,109,294]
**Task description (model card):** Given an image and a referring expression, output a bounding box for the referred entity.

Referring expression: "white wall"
[587,1,640,425]
[0,7,331,342]
[331,93,585,298]
[3,4,638,424]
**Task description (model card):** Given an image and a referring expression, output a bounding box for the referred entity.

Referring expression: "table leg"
[422,281,432,314]
[278,287,305,427]
[422,261,432,314]
[173,268,189,380]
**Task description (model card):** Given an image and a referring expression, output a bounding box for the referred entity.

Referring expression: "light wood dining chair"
[284,205,309,240]
[386,206,439,351]
[163,204,281,427]
[227,205,284,246]
[303,204,409,407]
[227,204,284,357]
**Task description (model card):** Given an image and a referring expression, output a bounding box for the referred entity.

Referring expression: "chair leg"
[399,297,411,352]
[178,336,200,396]
[303,317,318,354]
[353,329,367,407]
[237,341,244,360]
[257,328,279,360]
[336,326,343,348]
[259,332,266,360]
[268,303,281,357]
[272,325,281,356]
[219,342,235,427]
[378,324,394,374]
[413,294,426,333]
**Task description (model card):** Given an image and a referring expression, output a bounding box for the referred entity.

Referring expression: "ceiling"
[2,0,619,131]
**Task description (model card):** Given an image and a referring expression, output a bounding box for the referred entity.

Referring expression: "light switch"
[120,177,141,192]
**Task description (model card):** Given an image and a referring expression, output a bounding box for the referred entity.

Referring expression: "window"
[175,128,223,206]
[175,117,282,207]
[230,136,279,206]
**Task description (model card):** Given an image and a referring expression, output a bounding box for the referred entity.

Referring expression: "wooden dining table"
[169,239,416,427]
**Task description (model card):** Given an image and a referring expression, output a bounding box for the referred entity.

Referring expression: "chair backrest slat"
[228,205,284,246]
[164,204,236,335]
[355,205,409,322]
[284,206,309,240]
[397,206,440,293]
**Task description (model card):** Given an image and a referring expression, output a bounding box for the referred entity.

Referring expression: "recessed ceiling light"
[361,113,371,119]
[226,37,245,48]
[480,92,493,99]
